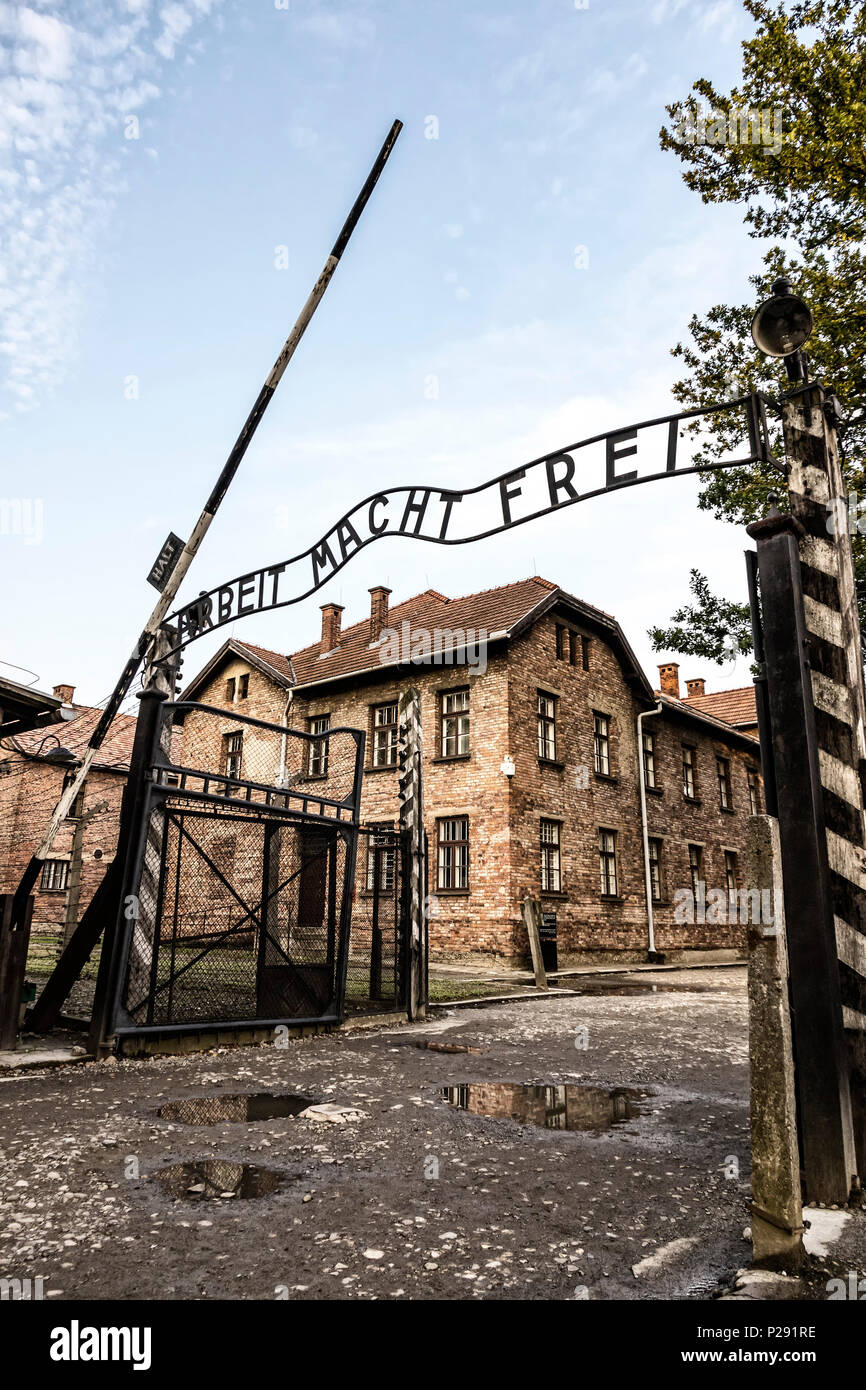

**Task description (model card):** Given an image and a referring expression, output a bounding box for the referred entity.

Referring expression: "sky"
[0,0,765,710]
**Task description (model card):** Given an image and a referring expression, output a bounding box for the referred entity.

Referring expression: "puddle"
[441,1082,651,1132]
[151,1160,286,1201]
[563,978,710,996]
[157,1093,313,1126]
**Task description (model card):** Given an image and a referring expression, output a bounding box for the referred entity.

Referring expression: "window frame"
[238,673,249,700]
[642,730,657,790]
[716,755,733,811]
[647,837,663,902]
[437,815,470,891]
[537,691,557,762]
[747,767,761,816]
[593,711,611,777]
[365,822,397,892]
[221,730,243,783]
[688,843,703,897]
[372,700,399,768]
[598,827,618,898]
[307,715,330,777]
[682,744,697,800]
[440,687,470,759]
[40,858,69,893]
[725,850,739,895]
[540,819,562,894]
[225,676,236,703]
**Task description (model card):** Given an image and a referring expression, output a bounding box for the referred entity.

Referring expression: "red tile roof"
[286,577,575,688]
[9,705,137,770]
[682,686,758,728]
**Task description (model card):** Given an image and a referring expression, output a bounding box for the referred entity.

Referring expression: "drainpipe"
[278,685,294,786]
[637,702,663,956]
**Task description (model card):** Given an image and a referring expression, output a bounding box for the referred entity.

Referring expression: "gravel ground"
[0,968,765,1301]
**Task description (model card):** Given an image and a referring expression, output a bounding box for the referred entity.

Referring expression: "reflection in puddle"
[152,1159,286,1201]
[441,1083,651,1132]
[157,1093,313,1126]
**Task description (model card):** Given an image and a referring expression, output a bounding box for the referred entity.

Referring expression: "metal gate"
[345,825,409,1013]
[106,699,366,1038]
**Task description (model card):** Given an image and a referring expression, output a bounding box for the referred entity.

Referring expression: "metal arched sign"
[170,392,770,652]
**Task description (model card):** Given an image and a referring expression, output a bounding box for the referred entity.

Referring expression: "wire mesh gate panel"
[110,701,364,1036]
[345,826,408,1013]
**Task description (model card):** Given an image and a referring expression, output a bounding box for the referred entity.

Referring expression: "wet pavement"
[0,968,759,1300]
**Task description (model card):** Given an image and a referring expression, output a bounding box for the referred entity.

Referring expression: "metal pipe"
[637,702,663,956]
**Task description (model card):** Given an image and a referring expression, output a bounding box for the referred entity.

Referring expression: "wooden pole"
[522,895,548,990]
[10,119,403,928]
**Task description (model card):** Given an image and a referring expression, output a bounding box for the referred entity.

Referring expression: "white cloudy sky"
[0,0,763,706]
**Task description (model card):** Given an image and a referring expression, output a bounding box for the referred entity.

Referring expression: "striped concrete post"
[398,687,426,1020]
[784,384,866,1181]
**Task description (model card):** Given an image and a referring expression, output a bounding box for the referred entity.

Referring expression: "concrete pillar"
[746,813,805,1267]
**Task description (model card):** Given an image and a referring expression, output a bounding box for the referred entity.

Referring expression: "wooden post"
[0,893,33,1050]
[747,504,857,1203]
[522,896,548,990]
[398,687,426,1020]
[782,384,866,1184]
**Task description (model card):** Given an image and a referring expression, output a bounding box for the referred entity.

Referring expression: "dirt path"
[0,968,752,1301]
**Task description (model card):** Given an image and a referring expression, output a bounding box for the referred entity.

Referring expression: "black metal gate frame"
[106,699,366,1039]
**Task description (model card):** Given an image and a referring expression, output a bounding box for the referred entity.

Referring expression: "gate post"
[87,629,177,1056]
[747,503,857,1202]
[0,892,34,1050]
[399,687,427,1020]
[782,384,866,1182]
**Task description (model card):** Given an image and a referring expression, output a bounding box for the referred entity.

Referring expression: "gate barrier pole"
[746,505,857,1203]
[399,687,427,1020]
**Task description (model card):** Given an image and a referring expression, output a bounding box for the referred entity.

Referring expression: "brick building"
[0,688,135,956]
[180,576,763,965]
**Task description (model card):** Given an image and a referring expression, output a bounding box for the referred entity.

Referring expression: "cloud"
[0,0,224,415]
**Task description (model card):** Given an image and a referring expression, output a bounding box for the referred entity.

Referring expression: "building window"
[40,859,69,893]
[307,715,330,776]
[688,844,703,897]
[747,768,761,816]
[221,730,243,783]
[598,828,618,897]
[440,689,470,758]
[717,756,732,811]
[725,850,739,894]
[437,816,469,890]
[581,636,591,671]
[642,731,656,790]
[238,673,249,700]
[540,820,562,893]
[648,838,663,901]
[225,677,236,703]
[555,624,567,659]
[537,692,557,761]
[593,712,611,776]
[365,823,396,891]
[682,745,696,799]
[556,625,579,666]
[372,701,399,767]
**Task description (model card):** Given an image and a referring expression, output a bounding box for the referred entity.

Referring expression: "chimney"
[685,677,705,699]
[320,602,344,654]
[658,662,680,699]
[369,585,392,642]
[53,683,75,704]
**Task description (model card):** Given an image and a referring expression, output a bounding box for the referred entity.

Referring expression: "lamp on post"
[751,276,814,382]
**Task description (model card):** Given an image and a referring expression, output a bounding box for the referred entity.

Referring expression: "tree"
[651,0,866,657]
[649,569,754,666]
